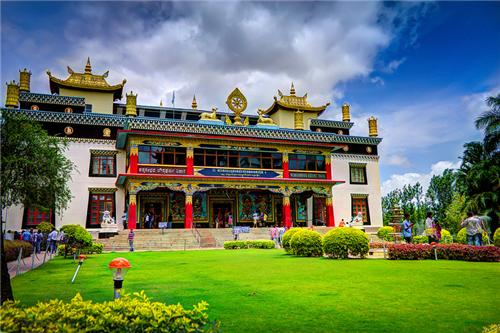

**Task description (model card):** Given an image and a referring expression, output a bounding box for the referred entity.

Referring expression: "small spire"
[160,99,163,107]
[192,95,198,109]
[85,57,92,74]
[290,82,296,96]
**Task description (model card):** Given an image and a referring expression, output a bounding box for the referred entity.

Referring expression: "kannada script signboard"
[198,168,280,178]
[138,166,186,175]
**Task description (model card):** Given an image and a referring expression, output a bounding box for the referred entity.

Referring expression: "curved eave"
[49,76,124,100]
[310,119,354,129]
[263,100,328,116]
[117,173,345,187]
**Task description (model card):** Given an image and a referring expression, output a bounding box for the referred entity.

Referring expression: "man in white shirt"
[48,229,58,254]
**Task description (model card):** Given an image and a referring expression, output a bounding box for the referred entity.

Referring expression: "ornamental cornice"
[310,119,354,129]
[331,153,380,162]
[88,187,118,193]
[57,137,116,145]
[19,92,85,107]
[89,149,118,156]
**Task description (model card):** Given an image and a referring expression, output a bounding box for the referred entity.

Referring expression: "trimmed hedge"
[290,229,323,257]
[282,228,302,254]
[3,240,33,262]
[61,224,93,247]
[413,229,453,244]
[224,240,275,249]
[57,242,104,257]
[323,228,369,259]
[377,226,395,241]
[494,228,500,247]
[0,291,219,333]
[388,244,500,262]
[37,222,54,234]
[456,228,489,245]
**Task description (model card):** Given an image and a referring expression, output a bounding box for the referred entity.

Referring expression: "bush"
[282,228,302,254]
[57,242,104,257]
[61,224,93,248]
[388,244,500,262]
[289,229,323,257]
[377,226,395,241]
[3,240,33,262]
[37,222,54,234]
[495,228,500,247]
[0,291,219,333]
[413,235,428,244]
[456,228,489,245]
[441,229,453,244]
[224,240,275,249]
[323,228,369,259]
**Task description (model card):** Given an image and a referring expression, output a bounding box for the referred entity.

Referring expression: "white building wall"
[330,153,383,227]
[4,139,125,231]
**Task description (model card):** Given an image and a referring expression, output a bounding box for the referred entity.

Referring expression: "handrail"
[191,223,202,247]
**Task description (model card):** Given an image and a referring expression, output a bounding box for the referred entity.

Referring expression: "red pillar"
[283,195,292,228]
[325,156,332,180]
[186,147,194,175]
[185,194,193,229]
[326,196,335,227]
[129,145,138,173]
[128,194,137,229]
[283,152,289,178]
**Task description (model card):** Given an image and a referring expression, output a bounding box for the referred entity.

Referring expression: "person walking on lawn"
[402,213,414,244]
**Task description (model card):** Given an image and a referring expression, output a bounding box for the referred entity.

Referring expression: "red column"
[283,195,292,228]
[186,147,194,175]
[325,156,332,180]
[129,145,138,173]
[128,194,137,229]
[185,193,193,229]
[326,196,335,227]
[283,152,289,178]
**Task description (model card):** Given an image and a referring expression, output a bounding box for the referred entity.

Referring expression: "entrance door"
[211,202,234,228]
[140,200,165,229]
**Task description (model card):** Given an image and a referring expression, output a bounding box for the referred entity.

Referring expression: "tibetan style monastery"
[2,59,383,233]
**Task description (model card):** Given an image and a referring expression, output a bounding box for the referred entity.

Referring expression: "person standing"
[461,211,483,246]
[48,229,58,254]
[253,211,259,228]
[128,229,135,252]
[21,229,31,242]
[167,214,173,229]
[402,213,414,244]
[425,212,436,243]
[228,213,233,228]
[121,210,128,230]
[277,226,285,247]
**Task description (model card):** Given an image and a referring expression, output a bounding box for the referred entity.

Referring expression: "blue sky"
[2,1,499,194]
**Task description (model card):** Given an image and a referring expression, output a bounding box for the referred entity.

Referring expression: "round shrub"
[456,228,489,245]
[37,222,54,234]
[323,228,369,259]
[376,226,394,241]
[412,235,428,244]
[282,228,302,254]
[290,229,323,257]
[440,229,453,244]
[60,224,93,248]
[495,228,500,247]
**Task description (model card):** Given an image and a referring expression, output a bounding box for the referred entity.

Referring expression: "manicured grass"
[10,250,500,333]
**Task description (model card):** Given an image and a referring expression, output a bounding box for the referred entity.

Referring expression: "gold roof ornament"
[47,58,126,100]
[226,88,247,126]
[243,116,250,126]
[19,68,32,92]
[126,91,137,117]
[263,84,330,116]
[225,115,232,125]
[5,80,20,108]
[342,103,350,122]
[160,99,163,107]
[257,109,277,126]
[192,95,198,109]
[368,116,378,137]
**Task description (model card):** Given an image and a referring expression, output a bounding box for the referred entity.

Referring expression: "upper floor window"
[84,104,92,113]
[350,163,367,184]
[23,207,53,227]
[138,145,186,166]
[289,154,325,171]
[193,148,282,169]
[90,150,117,177]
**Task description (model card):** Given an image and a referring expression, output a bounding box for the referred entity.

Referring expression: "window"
[289,154,326,171]
[23,207,53,227]
[350,163,367,184]
[87,192,115,227]
[90,152,116,177]
[351,196,370,225]
[138,145,186,166]
[84,104,92,113]
[193,148,283,170]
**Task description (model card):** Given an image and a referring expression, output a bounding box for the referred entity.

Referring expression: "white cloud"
[370,76,385,86]
[381,160,461,196]
[382,57,406,73]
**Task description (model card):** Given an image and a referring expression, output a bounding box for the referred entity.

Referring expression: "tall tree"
[426,169,457,223]
[475,94,500,155]
[1,112,75,304]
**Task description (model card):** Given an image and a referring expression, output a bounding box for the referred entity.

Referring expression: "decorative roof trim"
[349,162,367,168]
[19,92,85,107]
[88,187,117,193]
[310,119,354,129]
[90,149,118,156]
[331,153,379,162]
[58,137,116,145]
[351,193,369,198]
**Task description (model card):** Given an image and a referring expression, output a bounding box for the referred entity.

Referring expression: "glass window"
[350,165,367,184]
[90,154,116,177]
[352,197,370,224]
[24,207,52,227]
[88,193,115,227]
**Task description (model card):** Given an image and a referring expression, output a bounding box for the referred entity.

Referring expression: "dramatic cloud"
[1,2,427,113]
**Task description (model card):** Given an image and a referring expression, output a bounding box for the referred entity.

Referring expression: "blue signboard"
[198,168,279,178]
[233,226,251,234]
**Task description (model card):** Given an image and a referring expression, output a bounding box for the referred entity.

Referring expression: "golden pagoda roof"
[263,83,330,115]
[47,58,126,100]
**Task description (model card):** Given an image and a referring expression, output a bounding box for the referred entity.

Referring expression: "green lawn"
[10,250,500,333]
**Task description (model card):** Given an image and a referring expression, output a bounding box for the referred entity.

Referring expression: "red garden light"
[108,257,132,299]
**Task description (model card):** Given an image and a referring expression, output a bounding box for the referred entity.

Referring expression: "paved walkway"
[7,251,55,279]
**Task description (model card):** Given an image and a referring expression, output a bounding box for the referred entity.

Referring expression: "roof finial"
[290,82,296,96]
[85,57,92,74]
[192,95,198,109]
[160,99,163,107]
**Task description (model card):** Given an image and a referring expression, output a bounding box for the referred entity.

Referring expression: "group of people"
[400,211,488,246]
[4,228,64,254]
[269,225,286,247]
[253,210,268,228]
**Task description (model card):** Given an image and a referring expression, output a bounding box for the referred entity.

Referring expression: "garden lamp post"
[108,258,131,300]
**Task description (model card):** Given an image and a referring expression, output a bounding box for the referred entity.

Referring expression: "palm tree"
[475,94,500,155]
